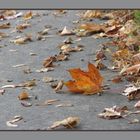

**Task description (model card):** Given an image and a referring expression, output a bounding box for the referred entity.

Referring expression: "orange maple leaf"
[65,63,103,95]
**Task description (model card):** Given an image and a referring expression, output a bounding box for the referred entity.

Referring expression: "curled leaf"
[54,80,64,92]
[23,11,33,20]
[10,35,32,45]
[18,91,29,100]
[122,85,140,101]
[48,117,80,129]
[98,106,128,119]
[6,115,23,127]
[0,22,10,29]
[60,26,74,36]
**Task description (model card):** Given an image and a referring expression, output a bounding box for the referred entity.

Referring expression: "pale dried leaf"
[60,26,74,36]
[54,80,64,92]
[48,117,80,129]
[35,67,54,73]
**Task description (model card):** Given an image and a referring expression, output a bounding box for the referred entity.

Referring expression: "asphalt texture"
[0,10,140,130]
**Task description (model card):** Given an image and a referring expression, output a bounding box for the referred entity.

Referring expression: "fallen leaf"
[83,10,102,18]
[122,64,140,75]
[36,99,60,106]
[42,76,56,83]
[128,119,139,124]
[55,103,73,107]
[6,115,23,127]
[10,35,32,45]
[122,85,140,100]
[23,68,32,74]
[0,10,16,17]
[38,28,49,35]
[54,80,64,92]
[132,53,140,64]
[79,23,105,34]
[95,60,106,70]
[48,117,80,129]
[18,91,30,100]
[23,11,33,20]
[111,76,123,83]
[63,37,73,44]
[43,56,55,68]
[98,106,128,119]
[55,54,68,61]
[134,100,140,108]
[59,44,83,54]
[35,67,54,73]
[60,26,74,36]
[21,102,32,107]
[0,32,9,39]
[95,49,106,60]
[0,89,5,95]
[65,63,103,94]
[0,22,10,29]
[22,79,36,87]
[1,84,16,88]
[16,23,31,31]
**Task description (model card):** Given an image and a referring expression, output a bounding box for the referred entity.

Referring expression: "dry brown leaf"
[134,100,140,108]
[6,115,23,127]
[0,10,17,17]
[10,35,32,45]
[44,99,60,105]
[0,22,10,29]
[22,79,36,87]
[122,85,140,101]
[23,11,33,20]
[104,25,122,35]
[42,76,56,83]
[60,26,74,36]
[54,80,64,92]
[48,117,80,129]
[83,10,102,18]
[95,50,106,60]
[38,28,49,35]
[63,37,73,44]
[65,63,103,94]
[111,76,123,83]
[43,56,56,68]
[79,23,105,34]
[18,91,30,100]
[59,44,83,54]
[16,23,31,31]
[132,53,140,64]
[122,64,140,75]
[55,54,68,61]
[112,49,131,60]
[98,106,128,119]
[119,20,137,35]
[0,32,9,38]
[95,60,106,70]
